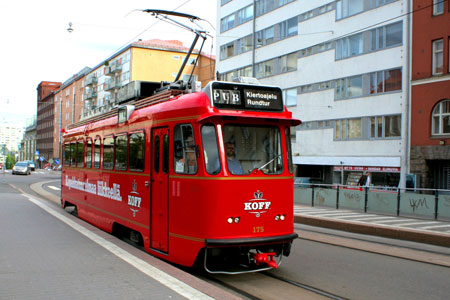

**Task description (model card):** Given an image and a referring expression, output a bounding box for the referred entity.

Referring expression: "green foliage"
[6,155,16,169]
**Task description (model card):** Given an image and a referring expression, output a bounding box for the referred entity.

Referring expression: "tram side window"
[86,139,92,168]
[163,134,169,174]
[103,136,114,170]
[285,127,293,174]
[94,138,101,169]
[201,125,221,175]
[115,134,127,171]
[70,143,76,167]
[174,124,197,174]
[129,132,145,171]
[76,140,84,168]
[64,143,71,166]
[154,135,160,173]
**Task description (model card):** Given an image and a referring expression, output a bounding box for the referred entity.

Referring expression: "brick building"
[36,81,61,167]
[53,68,90,160]
[410,0,450,189]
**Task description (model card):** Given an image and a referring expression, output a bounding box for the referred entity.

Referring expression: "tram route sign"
[208,81,283,112]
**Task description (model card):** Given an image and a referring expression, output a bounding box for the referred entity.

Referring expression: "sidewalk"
[294,204,450,247]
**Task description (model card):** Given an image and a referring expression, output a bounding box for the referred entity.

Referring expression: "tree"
[6,155,16,169]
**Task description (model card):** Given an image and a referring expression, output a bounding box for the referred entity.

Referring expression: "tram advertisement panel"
[208,81,283,112]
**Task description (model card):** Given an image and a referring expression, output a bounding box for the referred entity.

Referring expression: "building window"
[336,68,401,100]
[432,100,450,135]
[433,0,444,16]
[369,115,401,138]
[220,4,253,32]
[432,39,444,75]
[336,75,363,99]
[255,0,295,17]
[334,118,362,140]
[335,119,362,140]
[336,21,402,60]
[336,0,397,20]
[284,88,297,106]
[255,52,297,79]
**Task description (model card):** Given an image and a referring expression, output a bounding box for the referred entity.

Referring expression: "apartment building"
[0,123,24,163]
[410,0,450,189]
[217,0,409,187]
[36,39,215,164]
[81,39,215,120]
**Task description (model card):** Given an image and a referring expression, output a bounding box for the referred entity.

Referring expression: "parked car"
[12,162,31,175]
[25,160,36,171]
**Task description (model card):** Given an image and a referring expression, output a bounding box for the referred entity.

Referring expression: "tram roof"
[64,86,300,138]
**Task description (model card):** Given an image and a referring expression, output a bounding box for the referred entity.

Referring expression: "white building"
[217,0,409,187]
[0,123,24,162]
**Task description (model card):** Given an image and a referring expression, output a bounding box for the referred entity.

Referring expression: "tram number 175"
[253,226,265,233]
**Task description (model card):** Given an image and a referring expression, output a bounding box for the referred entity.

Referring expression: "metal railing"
[295,183,450,221]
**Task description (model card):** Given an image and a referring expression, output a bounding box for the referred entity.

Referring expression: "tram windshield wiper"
[257,155,282,172]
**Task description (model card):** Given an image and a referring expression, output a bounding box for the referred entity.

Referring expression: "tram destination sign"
[208,81,283,112]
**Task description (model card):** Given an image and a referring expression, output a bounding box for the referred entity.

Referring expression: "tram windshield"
[222,125,283,175]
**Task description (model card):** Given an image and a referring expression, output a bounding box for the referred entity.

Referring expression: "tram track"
[294,227,450,268]
[199,270,348,300]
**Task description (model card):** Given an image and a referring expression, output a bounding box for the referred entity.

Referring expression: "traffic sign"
[39,156,45,162]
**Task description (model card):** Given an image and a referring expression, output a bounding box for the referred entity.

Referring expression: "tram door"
[151,127,170,252]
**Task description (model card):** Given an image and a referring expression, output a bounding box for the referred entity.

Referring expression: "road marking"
[332,213,373,219]
[351,216,396,222]
[303,211,355,217]
[395,221,440,227]
[420,224,450,230]
[48,186,61,191]
[22,193,213,300]
[371,218,418,224]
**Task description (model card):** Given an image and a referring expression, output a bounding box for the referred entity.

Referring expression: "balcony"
[84,90,98,100]
[105,62,122,75]
[85,75,97,86]
[105,80,121,91]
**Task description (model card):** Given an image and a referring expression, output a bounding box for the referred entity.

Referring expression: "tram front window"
[222,125,283,175]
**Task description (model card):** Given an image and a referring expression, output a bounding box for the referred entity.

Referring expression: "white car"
[12,162,31,175]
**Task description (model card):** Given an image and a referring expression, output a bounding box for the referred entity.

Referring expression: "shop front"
[333,166,401,188]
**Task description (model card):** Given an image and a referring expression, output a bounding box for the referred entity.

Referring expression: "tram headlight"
[275,215,280,221]
[227,217,233,224]
[234,217,240,224]
[280,214,285,221]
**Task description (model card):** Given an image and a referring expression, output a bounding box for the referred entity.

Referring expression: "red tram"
[61,80,300,273]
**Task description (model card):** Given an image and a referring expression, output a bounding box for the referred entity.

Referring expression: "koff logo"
[244,190,271,218]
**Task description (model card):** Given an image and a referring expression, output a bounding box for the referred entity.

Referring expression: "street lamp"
[67,22,74,33]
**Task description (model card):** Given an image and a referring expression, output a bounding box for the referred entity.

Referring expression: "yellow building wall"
[131,47,197,83]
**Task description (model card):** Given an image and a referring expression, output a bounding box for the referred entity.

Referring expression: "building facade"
[410,0,450,189]
[81,39,215,120]
[40,40,215,164]
[19,116,37,163]
[53,68,90,160]
[217,0,409,187]
[0,123,24,163]
[36,81,61,167]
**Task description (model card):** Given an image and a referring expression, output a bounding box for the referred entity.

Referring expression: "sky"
[0,0,217,127]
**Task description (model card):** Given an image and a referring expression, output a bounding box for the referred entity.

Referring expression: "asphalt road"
[3,170,450,300]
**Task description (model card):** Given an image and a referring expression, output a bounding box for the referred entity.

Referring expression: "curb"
[30,181,60,205]
[295,215,450,248]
